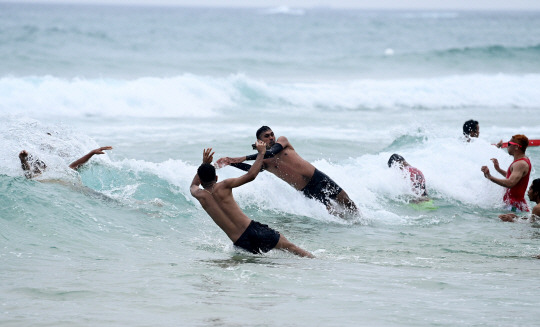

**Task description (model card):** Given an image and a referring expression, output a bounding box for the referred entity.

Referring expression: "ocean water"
[1,3,540,326]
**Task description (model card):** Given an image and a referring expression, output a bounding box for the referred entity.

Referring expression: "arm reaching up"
[69,146,113,170]
[222,140,267,189]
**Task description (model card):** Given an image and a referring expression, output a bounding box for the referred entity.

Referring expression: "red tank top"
[406,166,427,196]
[503,157,531,212]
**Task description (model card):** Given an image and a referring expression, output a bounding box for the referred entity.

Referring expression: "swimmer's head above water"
[528,178,540,202]
[197,163,217,185]
[463,119,479,139]
[19,150,47,178]
[507,134,529,155]
[252,125,275,149]
[388,153,406,168]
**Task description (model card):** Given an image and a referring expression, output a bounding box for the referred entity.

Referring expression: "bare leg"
[326,190,359,217]
[274,235,314,258]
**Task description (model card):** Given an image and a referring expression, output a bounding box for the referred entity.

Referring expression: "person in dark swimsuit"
[190,144,313,258]
[233,220,281,254]
[301,169,343,206]
[215,126,358,217]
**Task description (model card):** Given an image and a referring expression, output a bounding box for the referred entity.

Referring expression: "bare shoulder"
[190,187,204,199]
[532,204,540,217]
[514,159,530,169]
[277,136,291,148]
[217,178,236,190]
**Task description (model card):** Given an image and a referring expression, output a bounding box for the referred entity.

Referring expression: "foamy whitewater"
[2,4,540,326]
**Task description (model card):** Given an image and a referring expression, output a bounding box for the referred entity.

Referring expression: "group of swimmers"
[18,123,540,258]
[463,119,540,221]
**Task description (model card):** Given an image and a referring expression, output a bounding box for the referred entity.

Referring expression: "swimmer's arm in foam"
[245,143,284,161]
[69,146,113,170]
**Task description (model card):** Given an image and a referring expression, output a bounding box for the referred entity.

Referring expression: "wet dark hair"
[463,119,479,136]
[197,163,216,183]
[256,126,272,140]
[388,153,405,168]
[531,178,540,195]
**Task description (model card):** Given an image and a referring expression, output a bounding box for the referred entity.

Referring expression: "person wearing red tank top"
[481,134,532,215]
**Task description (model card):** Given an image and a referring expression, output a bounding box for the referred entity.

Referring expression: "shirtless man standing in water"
[190,143,313,258]
[216,126,358,216]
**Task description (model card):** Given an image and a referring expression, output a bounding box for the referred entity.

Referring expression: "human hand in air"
[91,146,113,155]
[490,158,500,170]
[481,166,491,179]
[215,156,245,168]
[203,148,214,164]
[215,157,230,168]
[255,140,266,154]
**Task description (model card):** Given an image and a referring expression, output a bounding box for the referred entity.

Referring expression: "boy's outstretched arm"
[69,146,112,170]
[223,140,266,189]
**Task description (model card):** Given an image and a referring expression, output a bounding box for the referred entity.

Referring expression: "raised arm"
[216,136,288,168]
[490,158,507,177]
[482,160,528,188]
[222,140,266,189]
[69,146,112,170]
[190,148,214,197]
[245,142,284,160]
[190,174,202,197]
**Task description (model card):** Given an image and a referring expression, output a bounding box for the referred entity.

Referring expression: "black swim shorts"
[233,220,280,254]
[301,169,343,206]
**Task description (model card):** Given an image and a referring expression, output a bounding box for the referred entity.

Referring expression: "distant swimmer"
[215,126,358,217]
[190,144,313,258]
[388,154,430,203]
[462,119,507,148]
[463,119,479,142]
[499,178,540,222]
[481,134,532,213]
[19,146,113,178]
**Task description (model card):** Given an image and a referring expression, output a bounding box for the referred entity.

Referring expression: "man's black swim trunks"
[233,220,280,254]
[301,169,343,206]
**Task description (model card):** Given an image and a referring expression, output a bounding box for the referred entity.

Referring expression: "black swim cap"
[463,119,479,136]
[388,153,405,168]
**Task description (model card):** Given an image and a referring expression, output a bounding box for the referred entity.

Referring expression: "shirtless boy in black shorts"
[216,126,358,216]
[190,142,313,258]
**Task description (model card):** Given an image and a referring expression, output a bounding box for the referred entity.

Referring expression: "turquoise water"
[2,4,540,326]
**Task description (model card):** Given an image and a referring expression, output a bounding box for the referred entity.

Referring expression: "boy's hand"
[203,148,215,164]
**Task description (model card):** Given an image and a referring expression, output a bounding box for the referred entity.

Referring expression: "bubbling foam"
[1,74,540,119]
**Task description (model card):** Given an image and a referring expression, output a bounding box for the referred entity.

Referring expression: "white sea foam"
[1,115,535,221]
[1,74,539,119]
[262,6,305,16]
